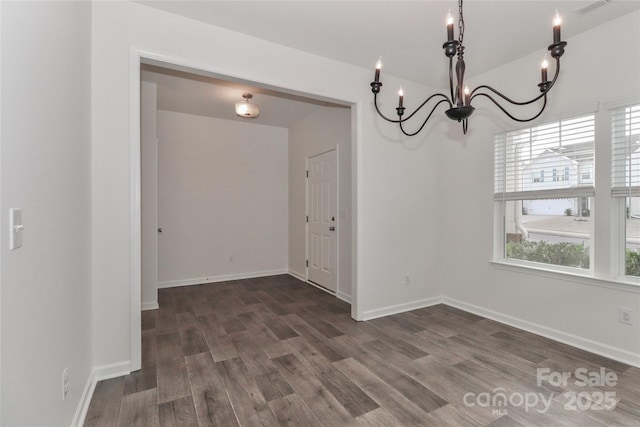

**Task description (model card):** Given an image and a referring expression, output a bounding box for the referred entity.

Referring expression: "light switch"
[10,208,23,250]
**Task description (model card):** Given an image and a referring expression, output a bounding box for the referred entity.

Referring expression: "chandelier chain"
[458,0,464,45]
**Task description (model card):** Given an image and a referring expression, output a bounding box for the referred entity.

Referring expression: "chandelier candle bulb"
[464,86,470,106]
[541,56,549,82]
[398,86,404,107]
[447,10,454,41]
[553,11,562,44]
[374,57,382,82]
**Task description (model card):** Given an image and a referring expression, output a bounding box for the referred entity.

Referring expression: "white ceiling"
[137,0,640,87]
[141,64,345,128]
[138,1,639,127]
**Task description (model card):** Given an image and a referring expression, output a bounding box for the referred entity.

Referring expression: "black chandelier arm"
[373,92,451,124]
[399,99,451,136]
[469,58,560,107]
[472,92,548,123]
[373,94,400,123]
[448,57,456,103]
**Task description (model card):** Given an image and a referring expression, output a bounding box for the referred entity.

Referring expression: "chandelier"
[370,0,567,135]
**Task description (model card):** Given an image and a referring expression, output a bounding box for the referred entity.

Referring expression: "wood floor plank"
[364,319,429,360]
[118,388,158,427]
[285,314,347,362]
[173,296,193,314]
[157,331,184,363]
[263,317,300,340]
[206,335,239,362]
[486,415,526,427]
[293,307,345,338]
[271,353,360,426]
[84,377,126,427]
[330,335,447,415]
[176,311,201,331]
[215,357,280,426]
[180,327,209,356]
[158,396,197,427]
[156,307,178,333]
[422,404,482,427]
[142,310,157,331]
[157,358,191,404]
[85,275,640,427]
[254,370,296,403]
[317,368,380,417]
[123,363,157,395]
[141,329,158,366]
[355,407,402,427]
[267,394,322,427]
[198,313,227,341]
[221,318,247,335]
[184,352,239,427]
[333,357,434,427]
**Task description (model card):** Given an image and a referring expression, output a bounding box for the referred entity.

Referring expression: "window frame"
[494,113,596,274]
[610,102,640,281]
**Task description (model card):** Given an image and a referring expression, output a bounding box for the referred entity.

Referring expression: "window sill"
[490,260,640,294]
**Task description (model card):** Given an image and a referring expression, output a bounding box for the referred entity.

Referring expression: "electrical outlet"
[404,273,412,286]
[62,368,69,399]
[619,307,633,325]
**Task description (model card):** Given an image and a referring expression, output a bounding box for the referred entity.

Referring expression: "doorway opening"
[131,52,358,370]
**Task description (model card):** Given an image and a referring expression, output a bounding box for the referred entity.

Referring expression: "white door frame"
[305,148,339,295]
[128,48,361,370]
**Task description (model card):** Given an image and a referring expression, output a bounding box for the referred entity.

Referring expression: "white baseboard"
[159,269,289,289]
[73,361,131,426]
[288,269,306,282]
[441,297,640,368]
[93,360,131,381]
[141,301,159,311]
[361,296,442,321]
[337,291,352,304]
[72,369,96,427]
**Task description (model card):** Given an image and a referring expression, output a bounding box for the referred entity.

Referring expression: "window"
[494,114,595,270]
[611,104,640,277]
[580,164,592,182]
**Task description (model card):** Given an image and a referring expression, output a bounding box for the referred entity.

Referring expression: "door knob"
[158,227,163,233]
[329,226,335,231]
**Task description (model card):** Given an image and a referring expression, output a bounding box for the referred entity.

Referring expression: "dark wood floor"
[85,275,640,426]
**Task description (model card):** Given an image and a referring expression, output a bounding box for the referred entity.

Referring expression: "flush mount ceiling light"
[235,93,260,118]
[370,0,567,135]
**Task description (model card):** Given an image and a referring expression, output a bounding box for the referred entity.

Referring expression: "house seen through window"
[494,115,595,270]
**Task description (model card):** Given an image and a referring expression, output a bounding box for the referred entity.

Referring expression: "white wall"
[141,81,159,309]
[289,105,353,301]
[156,111,289,286]
[91,0,440,367]
[437,11,640,365]
[1,1,93,425]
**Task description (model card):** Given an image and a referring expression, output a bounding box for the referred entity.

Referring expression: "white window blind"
[494,114,595,201]
[611,104,640,198]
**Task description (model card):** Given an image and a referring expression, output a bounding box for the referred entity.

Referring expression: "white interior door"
[307,149,337,292]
